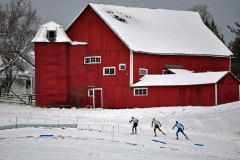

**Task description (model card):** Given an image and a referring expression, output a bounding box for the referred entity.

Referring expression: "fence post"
[15,116,18,128]
[112,126,114,139]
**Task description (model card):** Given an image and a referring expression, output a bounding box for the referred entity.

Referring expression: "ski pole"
[139,126,144,135]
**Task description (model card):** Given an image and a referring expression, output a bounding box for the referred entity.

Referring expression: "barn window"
[88,89,93,97]
[163,69,173,75]
[84,56,101,64]
[139,68,148,75]
[134,88,148,96]
[47,30,56,42]
[103,67,115,75]
[119,64,126,70]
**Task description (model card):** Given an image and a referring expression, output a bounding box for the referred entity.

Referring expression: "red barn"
[32,3,240,108]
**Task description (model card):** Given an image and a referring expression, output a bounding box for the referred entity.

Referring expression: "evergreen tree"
[190,4,225,44]
[228,22,240,79]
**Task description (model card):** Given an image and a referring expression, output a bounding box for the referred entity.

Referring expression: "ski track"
[0,102,240,160]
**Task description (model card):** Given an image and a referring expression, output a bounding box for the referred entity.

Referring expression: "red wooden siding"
[34,5,239,108]
[133,52,230,83]
[217,73,240,105]
[35,43,69,107]
[130,85,215,107]
[67,6,131,108]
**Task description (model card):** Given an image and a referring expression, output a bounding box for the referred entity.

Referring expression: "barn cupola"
[32,21,71,43]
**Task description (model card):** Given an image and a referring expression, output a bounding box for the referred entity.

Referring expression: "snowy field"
[0,102,240,160]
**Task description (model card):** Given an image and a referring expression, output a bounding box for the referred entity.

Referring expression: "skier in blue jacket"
[129,117,138,134]
[172,121,189,140]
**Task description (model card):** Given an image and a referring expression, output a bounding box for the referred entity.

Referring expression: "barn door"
[179,88,186,106]
[194,88,201,105]
[93,88,103,108]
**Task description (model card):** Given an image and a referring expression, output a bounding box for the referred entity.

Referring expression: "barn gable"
[67,3,233,57]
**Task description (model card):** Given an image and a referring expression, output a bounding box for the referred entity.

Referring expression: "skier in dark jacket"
[151,118,166,136]
[129,117,138,134]
[172,121,189,139]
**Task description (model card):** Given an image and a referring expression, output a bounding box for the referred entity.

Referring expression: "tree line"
[0,1,239,94]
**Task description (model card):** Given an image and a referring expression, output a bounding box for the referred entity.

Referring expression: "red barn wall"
[34,5,236,108]
[67,6,131,108]
[133,53,230,83]
[129,85,215,107]
[217,73,240,105]
[35,43,69,107]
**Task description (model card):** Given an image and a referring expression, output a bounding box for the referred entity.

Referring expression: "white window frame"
[103,67,116,76]
[88,89,94,97]
[84,56,101,64]
[119,64,126,70]
[134,88,148,96]
[139,68,148,75]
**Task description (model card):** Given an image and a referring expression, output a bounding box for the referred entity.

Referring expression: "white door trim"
[92,88,103,108]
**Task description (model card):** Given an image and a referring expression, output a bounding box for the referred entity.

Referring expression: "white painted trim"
[139,68,148,75]
[215,84,218,106]
[88,89,93,97]
[239,85,240,101]
[119,64,126,70]
[92,88,103,108]
[130,50,133,85]
[103,67,116,76]
[84,56,101,64]
[134,88,148,96]
[229,57,231,71]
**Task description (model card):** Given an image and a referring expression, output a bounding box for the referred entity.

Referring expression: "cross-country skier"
[152,118,166,136]
[172,121,189,140]
[129,117,138,134]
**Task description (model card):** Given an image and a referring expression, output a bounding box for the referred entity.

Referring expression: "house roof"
[86,3,232,57]
[131,71,229,87]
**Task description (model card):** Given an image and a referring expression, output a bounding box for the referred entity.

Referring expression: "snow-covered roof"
[132,71,229,87]
[85,3,232,57]
[168,69,193,74]
[32,21,71,43]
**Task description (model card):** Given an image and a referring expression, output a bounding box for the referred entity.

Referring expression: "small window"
[84,56,101,64]
[26,80,31,89]
[163,69,174,75]
[85,57,91,64]
[47,30,56,41]
[119,64,126,70]
[139,68,148,75]
[88,89,93,97]
[134,88,148,96]
[103,67,116,76]
[96,57,101,63]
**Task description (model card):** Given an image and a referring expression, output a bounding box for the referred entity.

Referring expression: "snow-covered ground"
[0,102,240,160]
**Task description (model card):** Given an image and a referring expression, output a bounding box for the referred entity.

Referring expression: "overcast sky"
[4,0,240,43]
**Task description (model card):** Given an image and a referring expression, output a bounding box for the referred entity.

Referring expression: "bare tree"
[70,83,86,108]
[0,0,40,93]
[190,4,225,44]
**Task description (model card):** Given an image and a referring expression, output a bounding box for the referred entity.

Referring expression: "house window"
[103,67,115,75]
[47,30,56,41]
[84,56,101,64]
[134,88,148,96]
[88,89,93,97]
[26,80,31,89]
[139,68,148,75]
[119,64,126,70]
